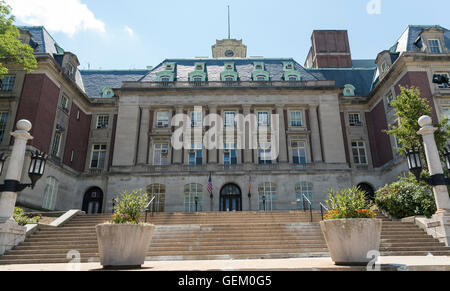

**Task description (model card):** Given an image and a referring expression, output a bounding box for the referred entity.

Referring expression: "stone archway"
[82,187,104,214]
[357,183,376,202]
[220,183,242,212]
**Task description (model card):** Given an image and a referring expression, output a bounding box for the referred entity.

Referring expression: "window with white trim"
[292,140,307,164]
[60,95,69,113]
[188,144,203,165]
[90,144,107,169]
[348,113,362,127]
[258,182,276,211]
[0,112,8,143]
[184,184,203,212]
[258,142,273,165]
[0,75,15,91]
[96,115,109,129]
[153,143,169,166]
[147,184,166,213]
[428,39,442,53]
[295,182,313,210]
[156,111,169,128]
[191,111,203,128]
[290,111,303,127]
[224,143,237,165]
[257,111,270,127]
[41,177,58,210]
[224,111,236,127]
[352,141,368,165]
[51,131,62,157]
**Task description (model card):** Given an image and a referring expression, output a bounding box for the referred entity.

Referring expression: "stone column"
[243,105,253,164]
[309,105,323,162]
[172,107,184,164]
[275,105,288,163]
[137,107,150,165]
[207,106,218,164]
[417,115,450,246]
[0,120,33,255]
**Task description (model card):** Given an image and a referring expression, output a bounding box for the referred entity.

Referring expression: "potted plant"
[96,189,154,269]
[320,186,382,266]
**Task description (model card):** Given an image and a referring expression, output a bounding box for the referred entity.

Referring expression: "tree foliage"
[386,86,450,162]
[0,0,37,77]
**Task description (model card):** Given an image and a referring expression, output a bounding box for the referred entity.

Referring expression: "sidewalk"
[0,256,449,271]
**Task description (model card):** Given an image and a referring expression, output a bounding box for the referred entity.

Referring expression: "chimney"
[304,30,352,68]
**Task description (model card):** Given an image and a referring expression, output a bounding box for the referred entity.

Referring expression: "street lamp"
[406,147,423,181]
[433,74,450,86]
[0,150,47,192]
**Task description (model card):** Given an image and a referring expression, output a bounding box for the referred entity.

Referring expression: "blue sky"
[7,0,450,70]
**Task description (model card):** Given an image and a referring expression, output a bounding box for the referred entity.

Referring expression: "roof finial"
[227,5,231,39]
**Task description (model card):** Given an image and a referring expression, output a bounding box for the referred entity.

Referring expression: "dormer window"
[166,65,173,70]
[221,62,238,82]
[67,63,75,78]
[282,61,301,81]
[252,62,269,81]
[160,76,170,82]
[256,75,267,81]
[428,39,442,53]
[255,64,263,70]
[287,75,299,81]
[101,87,115,98]
[224,76,235,82]
[343,84,356,96]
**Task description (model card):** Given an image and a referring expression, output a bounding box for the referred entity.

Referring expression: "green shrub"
[324,186,376,220]
[375,174,436,219]
[111,189,149,224]
[13,207,40,226]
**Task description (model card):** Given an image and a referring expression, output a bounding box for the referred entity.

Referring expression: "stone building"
[1,25,449,214]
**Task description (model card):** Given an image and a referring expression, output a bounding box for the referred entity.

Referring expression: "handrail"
[144,196,156,223]
[302,194,313,222]
[319,202,329,221]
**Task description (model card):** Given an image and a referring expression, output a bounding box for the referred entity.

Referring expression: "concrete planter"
[320,218,382,266]
[96,223,154,269]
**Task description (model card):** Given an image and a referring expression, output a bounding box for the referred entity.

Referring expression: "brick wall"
[366,101,393,167]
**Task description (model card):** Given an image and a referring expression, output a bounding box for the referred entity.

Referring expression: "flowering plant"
[111,189,149,224]
[324,186,376,220]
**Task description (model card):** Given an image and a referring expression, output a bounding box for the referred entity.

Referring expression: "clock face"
[225,50,235,57]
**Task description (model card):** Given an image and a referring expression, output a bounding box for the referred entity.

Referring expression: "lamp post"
[0,120,47,255]
[406,116,450,246]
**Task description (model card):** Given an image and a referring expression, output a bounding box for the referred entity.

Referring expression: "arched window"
[258,182,276,211]
[160,76,171,82]
[147,184,166,212]
[256,75,267,81]
[42,177,58,210]
[184,184,203,212]
[295,182,313,210]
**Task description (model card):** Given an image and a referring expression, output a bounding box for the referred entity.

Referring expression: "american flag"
[207,173,213,194]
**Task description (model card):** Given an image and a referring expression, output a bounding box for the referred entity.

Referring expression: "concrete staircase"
[0,210,449,265]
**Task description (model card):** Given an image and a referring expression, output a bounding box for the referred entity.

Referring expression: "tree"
[386,86,450,155]
[0,0,37,79]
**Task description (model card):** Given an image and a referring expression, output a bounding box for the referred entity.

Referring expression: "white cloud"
[6,0,106,36]
[124,26,134,37]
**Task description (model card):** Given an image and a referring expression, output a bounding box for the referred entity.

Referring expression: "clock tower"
[212,39,247,58]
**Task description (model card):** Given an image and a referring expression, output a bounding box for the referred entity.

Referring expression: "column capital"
[275,104,285,110]
[242,105,252,111]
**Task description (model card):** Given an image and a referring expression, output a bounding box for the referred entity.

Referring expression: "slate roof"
[80,70,150,98]
[306,68,377,97]
[394,25,450,53]
[139,58,323,82]
[18,26,60,55]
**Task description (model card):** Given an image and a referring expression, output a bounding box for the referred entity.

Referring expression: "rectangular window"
[188,144,203,165]
[156,111,169,128]
[257,111,270,127]
[435,73,450,89]
[60,95,69,113]
[51,131,62,157]
[0,75,15,91]
[191,111,203,128]
[224,143,237,165]
[258,142,273,164]
[348,113,362,127]
[428,39,442,53]
[380,62,388,73]
[153,143,169,166]
[0,112,8,143]
[90,144,107,169]
[224,111,236,127]
[352,141,368,165]
[386,91,395,107]
[96,115,109,129]
[290,111,303,127]
[292,140,307,164]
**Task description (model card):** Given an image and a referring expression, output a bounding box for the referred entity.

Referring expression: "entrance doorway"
[82,187,104,214]
[220,184,242,212]
[357,183,376,202]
